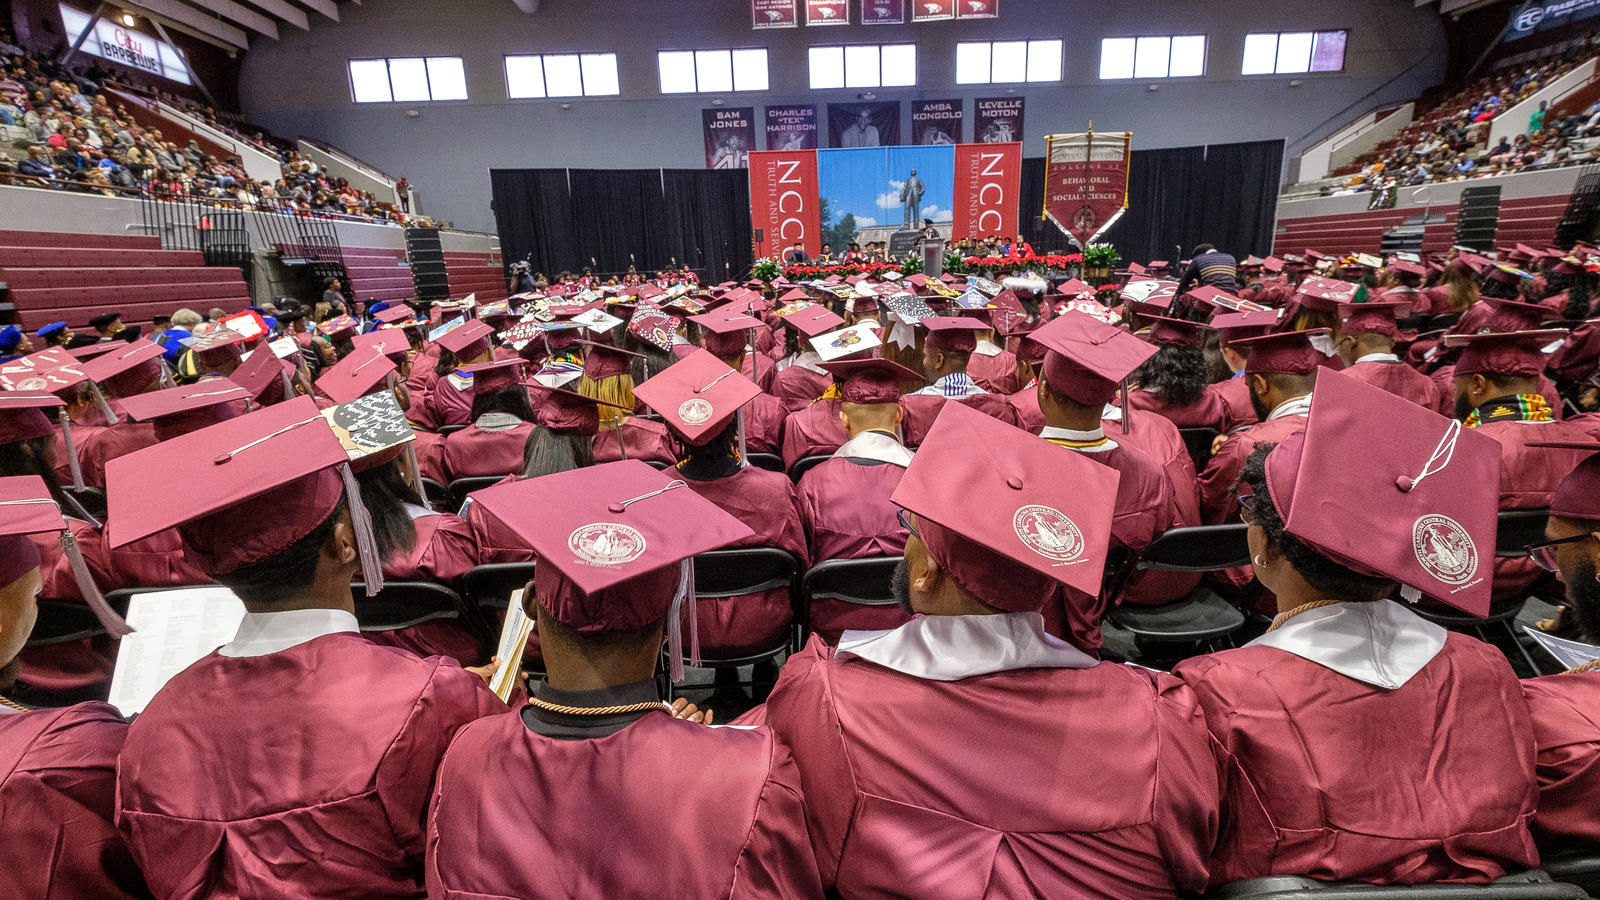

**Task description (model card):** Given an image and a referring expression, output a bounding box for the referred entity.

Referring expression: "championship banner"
[862,0,906,24]
[765,104,818,150]
[911,100,963,145]
[975,97,1024,144]
[1043,130,1132,246]
[703,108,755,169]
[956,0,999,17]
[953,142,1020,240]
[805,0,849,24]
[751,0,798,28]
[749,150,820,260]
[912,0,953,20]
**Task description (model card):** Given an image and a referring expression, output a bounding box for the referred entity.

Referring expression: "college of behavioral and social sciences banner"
[911,99,963,145]
[703,107,756,169]
[1043,130,1132,246]
[806,0,849,24]
[953,142,1021,240]
[862,0,906,24]
[752,0,798,28]
[1503,0,1600,40]
[765,104,819,150]
[828,101,901,148]
[749,150,821,259]
[974,97,1024,144]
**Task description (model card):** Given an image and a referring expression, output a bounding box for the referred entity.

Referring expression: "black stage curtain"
[491,167,751,280]
[1021,139,1284,264]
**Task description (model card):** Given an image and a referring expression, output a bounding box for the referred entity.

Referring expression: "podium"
[921,237,945,279]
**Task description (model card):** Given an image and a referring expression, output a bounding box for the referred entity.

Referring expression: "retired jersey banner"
[975,97,1024,144]
[765,104,818,151]
[956,0,999,17]
[862,0,906,24]
[750,150,820,260]
[912,0,954,20]
[751,0,798,28]
[805,0,849,24]
[953,142,1020,240]
[703,107,755,170]
[1043,130,1132,246]
[911,99,963,145]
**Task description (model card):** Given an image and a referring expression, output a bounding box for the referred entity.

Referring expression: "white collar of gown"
[219,608,361,658]
[1247,599,1446,689]
[838,612,1098,681]
[831,430,914,467]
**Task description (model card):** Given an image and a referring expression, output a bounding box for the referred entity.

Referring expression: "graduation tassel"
[685,558,700,669]
[159,360,176,389]
[402,441,427,500]
[736,408,749,468]
[61,529,131,636]
[338,462,385,597]
[57,411,85,492]
[91,384,118,424]
[666,560,689,684]
[1119,378,1133,431]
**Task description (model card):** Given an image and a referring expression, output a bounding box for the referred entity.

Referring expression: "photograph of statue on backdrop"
[816,145,954,257]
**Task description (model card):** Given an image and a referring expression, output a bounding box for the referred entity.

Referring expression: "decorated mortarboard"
[1028,311,1157,405]
[665,294,707,315]
[1350,253,1383,270]
[1294,276,1362,313]
[105,395,387,593]
[315,345,398,404]
[1486,263,1533,286]
[628,307,684,352]
[1212,308,1282,344]
[968,276,1003,297]
[571,307,625,334]
[0,348,92,397]
[1262,256,1285,273]
[1120,279,1178,314]
[1337,300,1412,338]
[810,322,884,362]
[818,357,924,404]
[68,342,129,361]
[0,474,127,634]
[316,315,360,342]
[435,319,495,357]
[218,310,270,344]
[1263,370,1500,616]
[891,401,1120,603]
[186,328,246,368]
[955,288,989,310]
[467,460,754,678]
[427,315,466,343]
[634,349,761,444]
[1443,329,1566,376]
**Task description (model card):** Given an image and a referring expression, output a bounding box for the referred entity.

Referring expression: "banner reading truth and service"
[703,107,755,169]
[911,99,963,145]
[953,141,1021,240]
[1043,131,1132,246]
[749,150,821,260]
[765,104,818,150]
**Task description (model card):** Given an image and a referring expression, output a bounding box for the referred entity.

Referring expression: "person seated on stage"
[1518,439,1600,846]
[1028,312,1182,653]
[1333,300,1446,414]
[425,461,824,899]
[110,397,506,900]
[759,401,1220,899]
[910,317,988,398]
[1446,330,1596,604]
[784,240,809,266]
[1176,371,1539,887]
[694,313,786,452]
[439,359,537,482]
[414,319,495,432]
[795,359,920,640]
[0,476,148,900]
[1199,330,1325,524]
[1125,316,1233,432]
[636,349,808,660]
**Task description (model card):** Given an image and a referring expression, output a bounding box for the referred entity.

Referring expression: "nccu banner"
[1043,130,1132,246]
[748,150,820,260]
[1504,0,1600,40]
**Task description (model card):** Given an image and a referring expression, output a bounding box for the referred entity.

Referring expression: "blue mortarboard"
[35,322,66,338]
[0,326,20,351]
[367,301,391,316]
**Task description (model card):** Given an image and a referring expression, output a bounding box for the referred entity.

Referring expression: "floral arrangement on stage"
[945,251,1083,277]
[769,259,922,280]
[1080,243,1120,269]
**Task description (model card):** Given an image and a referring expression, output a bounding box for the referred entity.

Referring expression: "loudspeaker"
[754,228,764,243]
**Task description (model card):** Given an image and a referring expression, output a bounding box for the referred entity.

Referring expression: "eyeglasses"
[896,507,921,538]
[1236,491,1257,525]
[1526,534,1592,572]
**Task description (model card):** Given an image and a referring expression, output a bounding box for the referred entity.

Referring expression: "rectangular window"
[809,43,916,89]
[1098,35,1206,80]
[956,39,1062,84]
[503,53,620,99]
[656,48,768,93]
[347,56,468,103]
[1242,31,1348,75]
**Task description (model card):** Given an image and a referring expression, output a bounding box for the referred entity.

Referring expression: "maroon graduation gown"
[439,421,534,481]
[0,702,148,900]
[1103,412,1205,605]
[411,429,447,485]
[1176,633,1537,886]
[772,364,831,413]
[795,456,913,642]
[1473,419,1595,601]
[592,417,677,465]
[780,399,847,469]
[1342,358,1447,415]
[117,635,505,900]
[53,416,110,487]
[744,391,788,456]
[741,349,777,393]
[1125,388,1234,433]
[1008,381,1045,434]
[1199,411,1308,525]
[365,511,485,665]
[462,479,536,565]
[77,421,158,490]
[405,346,441,399]
[418,376,473,431]
[1204,377,1257,430]
[425,711,823,899]
[967,348,1021,394]
[683,467,810,657]
[763,634,1220,899]
[1522,672,1600,845]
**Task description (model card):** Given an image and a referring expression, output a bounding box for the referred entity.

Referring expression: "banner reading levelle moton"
[749,150,820,260]
[1043,130,1132,246]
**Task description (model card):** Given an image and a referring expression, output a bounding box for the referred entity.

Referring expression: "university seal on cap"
[1013,504,1085,564]
[677,398,714,426]
[14,377,47,392]
[1412,514,1479,587]
[568,522,646,567]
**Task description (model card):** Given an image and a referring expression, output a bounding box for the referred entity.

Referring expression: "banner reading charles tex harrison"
[1043,130,1131,246]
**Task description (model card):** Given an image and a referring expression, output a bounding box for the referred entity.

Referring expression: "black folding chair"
[1177,426,1220,470]
[1108,524,1250,650]
[61,486,107,522]
[746,452,785,473]
[1495,508,1550,558]
[420,477,451,511]
[1424,313,1460,331]
[798,557,900,636]
[787,454,834,483]
[461,562,537,615]
[1212,871,1586,898]
[1542,845,1600,896]
[437,423,468,436]
[645,459,673,470]
[25,598,112,647]
[448,475,509,511]
[350,581,494,655]
[687,548,801,672]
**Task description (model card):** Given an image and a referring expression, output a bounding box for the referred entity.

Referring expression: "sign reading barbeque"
[1042,127,1132,246]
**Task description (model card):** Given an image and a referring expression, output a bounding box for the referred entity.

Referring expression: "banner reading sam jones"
[1043,131,1132,246]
